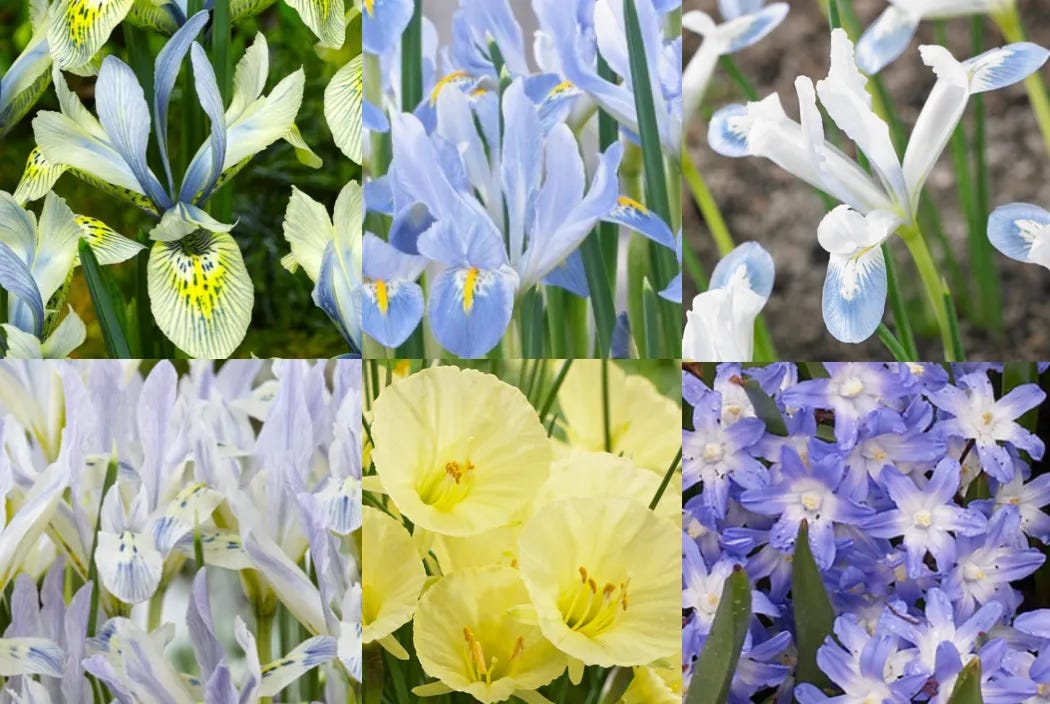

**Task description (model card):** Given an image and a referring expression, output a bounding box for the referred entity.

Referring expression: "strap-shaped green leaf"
[793,520,836,691]
[686,565,751,704]
[78,239,131,358]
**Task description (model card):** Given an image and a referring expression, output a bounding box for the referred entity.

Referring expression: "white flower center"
[963,562,986,581]
[801,493,823,512]
[840,377,864,398]
[913,510,932,528]
[703,442,725,462]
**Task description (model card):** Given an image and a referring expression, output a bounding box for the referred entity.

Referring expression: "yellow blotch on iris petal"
[462,267,480,313]
[375,279,389,314]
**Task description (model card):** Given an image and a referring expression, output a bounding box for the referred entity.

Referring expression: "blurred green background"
[0,2,362,358]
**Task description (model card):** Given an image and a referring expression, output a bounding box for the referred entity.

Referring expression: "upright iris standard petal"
[95,56,170,209]
[988,202,1050,269]
[147,231,254,359]
[48,0,135,70]
[325,55,363,164]
[185,44,229,204]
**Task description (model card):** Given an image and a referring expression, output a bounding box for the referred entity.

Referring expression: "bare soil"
[684,0,1050,360]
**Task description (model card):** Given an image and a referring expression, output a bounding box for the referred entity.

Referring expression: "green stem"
[87,458,119,637]
[147,590,164,631]
[601,361,611,453]
[900,225,958,361]
[649,448,682,510]
[682,151,733,257]
[257,608,274,704]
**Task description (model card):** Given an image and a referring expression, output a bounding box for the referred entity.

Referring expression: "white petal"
[151,482,225,554]
[94,530,162,604]
[0,638,63,677]
[816,30,907,209]
[823,247,888,344]
[987,202,1050,269]
[282,187,334,282]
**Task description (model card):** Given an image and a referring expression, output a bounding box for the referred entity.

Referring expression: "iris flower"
[412,566,567,703]
[383,77,671,357]
[282,181,363,354]
[21,16,317,357]
[683,241,774,362]
[362,0,413,56]
[710,29,1049,343]
[47,0,349,72]
[369,366,551,536]
[682,0,788,119]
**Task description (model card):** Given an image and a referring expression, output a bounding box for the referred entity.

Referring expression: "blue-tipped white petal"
[185,43,228,203]
[708,103,751,157]
[604,196,676,249]
[0,638,64,677]
[856,5,919,75]
[94,529,163,604]
[0,241,44,336]
[314,476,362,535]
[149,202,235,243]
[988,202,1050,270]
[718,0,763,21]
[964,42,1050,94]
[258,635,337,697]
[722,3,789,54]
[427,264,519,359]
[822,248,888,344]
[710,241,775,298]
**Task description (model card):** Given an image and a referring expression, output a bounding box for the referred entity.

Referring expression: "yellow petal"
[370,366,551,536]
[413,566,566,703]
[518,497,680,668]
[362,507,425,644]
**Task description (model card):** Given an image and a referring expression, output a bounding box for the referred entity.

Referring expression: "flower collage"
[4,0,1050,702]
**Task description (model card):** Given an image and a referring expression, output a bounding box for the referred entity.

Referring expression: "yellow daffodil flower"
[362,507,425,659]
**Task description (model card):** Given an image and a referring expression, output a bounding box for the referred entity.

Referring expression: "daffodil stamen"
[560,566,630,636]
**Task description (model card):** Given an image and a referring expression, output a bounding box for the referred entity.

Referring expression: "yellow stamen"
[364,0,374,15]
[462,267,480,312]
[561,566,630,636]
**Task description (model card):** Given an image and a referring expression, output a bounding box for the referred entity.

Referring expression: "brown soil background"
[684,0,1050,360]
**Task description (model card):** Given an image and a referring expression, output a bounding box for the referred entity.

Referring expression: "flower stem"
[682,151,733,257]
[995,8,1050,154]
[257,608,274,703]
[899,224,959,361]
[147,590,164,631]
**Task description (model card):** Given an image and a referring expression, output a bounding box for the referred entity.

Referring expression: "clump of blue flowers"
[683,362,1050,703]
[362,0,681,359]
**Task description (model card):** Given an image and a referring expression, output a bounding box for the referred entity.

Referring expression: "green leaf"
[740,376,788,437]
[78,240,132,358]
[947,658,984,704]
[685,565,751,704]
[792,520,836,691]
[400,0,423,112]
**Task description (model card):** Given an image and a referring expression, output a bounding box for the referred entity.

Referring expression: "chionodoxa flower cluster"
[0,359,361,702]
[362,360,681,702]
[683,362,1050,703]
